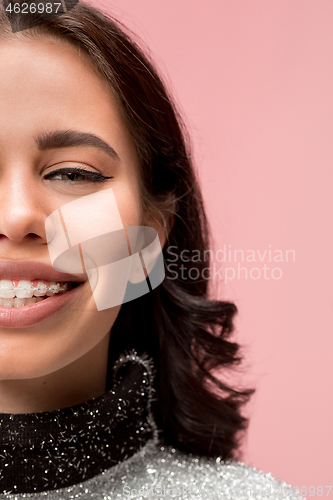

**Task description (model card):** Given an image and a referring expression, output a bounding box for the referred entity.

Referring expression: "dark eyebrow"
[35,130,121,161]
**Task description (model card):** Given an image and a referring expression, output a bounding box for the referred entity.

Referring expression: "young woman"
[0,1,302,498]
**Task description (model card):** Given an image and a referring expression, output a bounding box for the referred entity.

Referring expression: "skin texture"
[0,37,165,413]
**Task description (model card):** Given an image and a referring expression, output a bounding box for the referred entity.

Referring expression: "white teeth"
[0,280,70,300]
[26,297,38,305]
[0,280,14,289]
[58,283,68,293]
[0,296,45,307]
[49,281,59,291]
[0,280,68,300]
[46,282,59,296]
[2,298,15,307]
[14,297,26,307]
[15,280,34,299]
[0,280,15,299]
[33,283,48,297]
[0,290,16,299]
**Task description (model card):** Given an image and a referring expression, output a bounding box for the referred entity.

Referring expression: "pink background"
[88,0,331,494]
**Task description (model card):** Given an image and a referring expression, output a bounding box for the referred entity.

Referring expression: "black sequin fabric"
[0,352,304,500]
[0,351,157,495]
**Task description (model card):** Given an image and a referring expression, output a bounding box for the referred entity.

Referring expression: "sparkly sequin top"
[0,352,303,500]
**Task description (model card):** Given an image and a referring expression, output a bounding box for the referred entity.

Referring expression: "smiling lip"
[0,283,85,328]
[0,261,87,328]
[0,261,87,283]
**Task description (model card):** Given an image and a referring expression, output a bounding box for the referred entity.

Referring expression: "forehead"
[0,37,112,122]
[0,36,138,167]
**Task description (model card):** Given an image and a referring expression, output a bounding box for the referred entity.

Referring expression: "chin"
[0,353,58,380]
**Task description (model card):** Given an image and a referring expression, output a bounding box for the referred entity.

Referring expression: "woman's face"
[0,36,145,381]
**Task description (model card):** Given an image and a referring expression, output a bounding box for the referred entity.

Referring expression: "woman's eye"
[43,166,113,184]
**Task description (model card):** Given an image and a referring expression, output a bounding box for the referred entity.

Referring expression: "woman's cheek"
[112,180,143,228]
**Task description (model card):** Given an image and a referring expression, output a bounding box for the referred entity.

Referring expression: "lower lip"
[0,283,85,328]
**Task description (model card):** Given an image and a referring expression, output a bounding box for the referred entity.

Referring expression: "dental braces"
[34,283,67,294]
[0,282,68,294]
[30,283,68,294]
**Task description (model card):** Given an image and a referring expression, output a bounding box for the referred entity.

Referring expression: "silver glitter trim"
[0,351,158,496]
[112,349,159,445]
[0,352,304,500]
[1,439,305,499]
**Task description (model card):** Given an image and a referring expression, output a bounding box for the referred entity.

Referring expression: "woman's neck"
[0,334,110,413]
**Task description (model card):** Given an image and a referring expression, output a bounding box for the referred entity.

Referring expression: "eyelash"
[43,166,114,183]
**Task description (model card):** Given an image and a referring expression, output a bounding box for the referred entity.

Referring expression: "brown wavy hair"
[0,0,255,460]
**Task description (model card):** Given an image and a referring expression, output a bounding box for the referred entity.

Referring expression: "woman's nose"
[0,171,46,244]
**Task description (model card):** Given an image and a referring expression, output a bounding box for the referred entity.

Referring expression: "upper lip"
[0,261,87,283]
